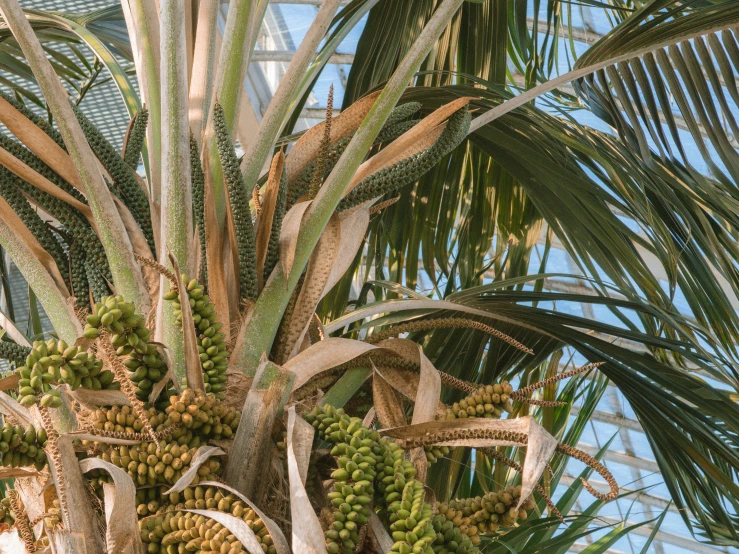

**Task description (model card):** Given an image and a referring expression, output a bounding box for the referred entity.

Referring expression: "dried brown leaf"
[285,214,340,360]
[202,153,230,333]
[372,365,406,429]
[185,510,264,554]
[0,467,40,479]
[255,152,285,291]
[0,390,33,428]
[284,338,393,390]
[66,387,129,408]
[0,94,82,190]
[0,374,19,391]
[286,407,327,553]
[78,457,143,554]
[278,200,311,281]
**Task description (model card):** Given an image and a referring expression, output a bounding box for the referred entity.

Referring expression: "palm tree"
[0,0,734,553]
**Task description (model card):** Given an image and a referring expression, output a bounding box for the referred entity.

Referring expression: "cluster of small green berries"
[444,383,514,420]
[436,486,533,539]
[213,103,258,303]
[163,277,229,397]
[15,338,115,407]
[87,404,169,436]
[100,439,221,487]
[84,295,169,401]
[0,421,47,470]
[429,516,475,554]
[424,445,450,463]
[124,108,149,169]
[138,486,276,554]
[73,105,155,254]
[304,405,377,553]
[0,496,13,526]
[387,480,437,554]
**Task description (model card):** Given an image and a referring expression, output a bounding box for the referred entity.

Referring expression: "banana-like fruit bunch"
[0,421,47,469]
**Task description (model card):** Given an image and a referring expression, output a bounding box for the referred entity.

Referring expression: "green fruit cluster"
[0,421,47,470]
[84,295,168,402]
[164,278,229,397]
[165,389,240,440]
[69,242,91,309]
[263,166,287,285]
[387,480,436,554]
[305,405,475,554]
[139,486,276,554]
[429,515,475,554]
[305,406,378,554]
[436,486,533,539]
[424,445,450,464]
[0,496,14,525]
[444,383,514,421]
[0,169,68,287]
[136,487,163,518]
[190,134,208,286]
[101,440,221,487]
[89,404,169,436]
[21,338,115,398]
[0,132,112,293]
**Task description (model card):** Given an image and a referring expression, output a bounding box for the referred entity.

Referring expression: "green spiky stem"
[190,135,207,286]
[213,103,258,303]
[73,105,155,253]
[124,108,149,169]
[231,0,466,374]
[264,167,287,284]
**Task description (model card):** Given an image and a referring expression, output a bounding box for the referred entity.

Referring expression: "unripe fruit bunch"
[165,389,240,440]
[84,295,169,402]
[163,277,229,397]
[100,439,221,487]
[0,421,48,470]
[444,383,514,421]
[139,486,276,554]
[436,485,534,540]
[15,338,116,407]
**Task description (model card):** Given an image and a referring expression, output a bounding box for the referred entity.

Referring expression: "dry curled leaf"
[78,457,143,554]
[286,407,327,554]
[284,338,394,390]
